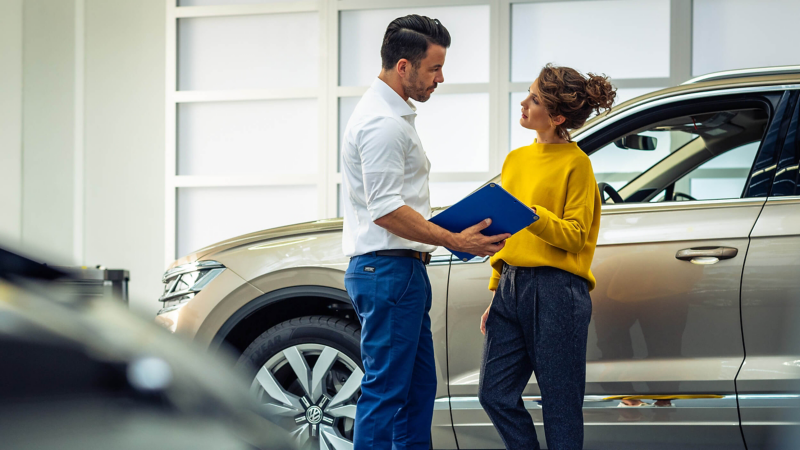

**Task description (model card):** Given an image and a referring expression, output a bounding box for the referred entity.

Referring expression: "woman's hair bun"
[584,73,616,113]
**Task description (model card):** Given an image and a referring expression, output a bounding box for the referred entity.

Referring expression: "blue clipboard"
[429,183,539,262]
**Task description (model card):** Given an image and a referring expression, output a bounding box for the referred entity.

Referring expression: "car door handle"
[676,247,738,265]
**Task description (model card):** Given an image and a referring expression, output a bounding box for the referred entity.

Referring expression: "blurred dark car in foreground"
[0,247,290,450]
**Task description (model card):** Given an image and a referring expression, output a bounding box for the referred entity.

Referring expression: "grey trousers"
[478,264,592,450]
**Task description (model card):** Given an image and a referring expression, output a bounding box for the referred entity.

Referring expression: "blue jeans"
[345,253,436,450]
[478,265,593,450]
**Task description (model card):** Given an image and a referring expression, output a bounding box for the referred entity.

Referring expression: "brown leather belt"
[373,249,432,265]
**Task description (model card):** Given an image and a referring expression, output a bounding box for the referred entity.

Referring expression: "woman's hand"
[480,290,496,335]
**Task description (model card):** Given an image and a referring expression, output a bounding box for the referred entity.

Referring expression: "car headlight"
[158,261,225,314]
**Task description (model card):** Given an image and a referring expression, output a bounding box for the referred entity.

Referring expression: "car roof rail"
[681,65,800,85]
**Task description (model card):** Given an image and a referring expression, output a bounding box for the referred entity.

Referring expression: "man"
[341,14,510,450]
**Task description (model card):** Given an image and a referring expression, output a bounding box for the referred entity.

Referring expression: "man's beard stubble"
[403,67,436,103]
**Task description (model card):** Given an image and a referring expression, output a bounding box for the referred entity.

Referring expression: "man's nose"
[436,70,444,84]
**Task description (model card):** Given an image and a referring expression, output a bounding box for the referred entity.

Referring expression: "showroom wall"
[0,0,165,317]
[0,0,80,262]
[22,0,78,264]
[0,0,23,244]
[83,0,166,317]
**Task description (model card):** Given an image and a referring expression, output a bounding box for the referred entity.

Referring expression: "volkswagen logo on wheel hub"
[306,406,323,425]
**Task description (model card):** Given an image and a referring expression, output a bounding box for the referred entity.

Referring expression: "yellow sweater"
[488,141,601,291]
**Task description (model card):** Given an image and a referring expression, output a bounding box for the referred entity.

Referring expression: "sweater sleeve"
[488,263,501,291]
[526,158,597,254]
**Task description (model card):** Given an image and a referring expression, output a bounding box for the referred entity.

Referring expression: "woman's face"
[520,79,556,132]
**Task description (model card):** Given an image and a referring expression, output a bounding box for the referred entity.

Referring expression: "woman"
[477,64,615,450]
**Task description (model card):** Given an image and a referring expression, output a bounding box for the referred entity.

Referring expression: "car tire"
[235,316,362,448]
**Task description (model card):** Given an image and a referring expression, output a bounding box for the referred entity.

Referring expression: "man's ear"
[396,58,410,79]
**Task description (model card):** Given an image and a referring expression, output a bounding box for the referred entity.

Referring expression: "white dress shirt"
[341,78,438,257]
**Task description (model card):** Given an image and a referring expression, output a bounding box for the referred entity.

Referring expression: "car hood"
[169,218,345,269]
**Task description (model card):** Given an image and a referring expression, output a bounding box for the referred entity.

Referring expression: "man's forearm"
[373,205,456,248]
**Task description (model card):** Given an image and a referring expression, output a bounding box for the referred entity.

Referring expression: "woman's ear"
[552,115,566,126]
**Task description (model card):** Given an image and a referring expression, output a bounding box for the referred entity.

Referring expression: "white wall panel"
[693,0,800,76]
[178,12,319,90]
[21,0,76,263]
[177,185,317,256]
[178,98,318,176]
[0,0,23,244]
[414,93,489,173]
[84,0,166,317]
[429,181,484,208]
[511,0,670,82]
[338,96,360,171]
[339,5,490,87]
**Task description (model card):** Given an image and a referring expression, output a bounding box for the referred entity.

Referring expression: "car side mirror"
[614,134,657,151]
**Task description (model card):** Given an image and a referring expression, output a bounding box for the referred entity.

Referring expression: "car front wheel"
[236,316,362,450]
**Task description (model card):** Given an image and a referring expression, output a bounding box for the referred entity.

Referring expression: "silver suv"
[156,67,800,449]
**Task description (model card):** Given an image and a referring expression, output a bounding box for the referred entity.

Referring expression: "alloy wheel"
[251,343,362,450]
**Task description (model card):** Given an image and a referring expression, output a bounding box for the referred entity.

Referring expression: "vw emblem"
[306,406,323,425]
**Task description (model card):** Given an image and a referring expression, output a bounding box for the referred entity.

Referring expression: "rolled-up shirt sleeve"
[358,116,407,221]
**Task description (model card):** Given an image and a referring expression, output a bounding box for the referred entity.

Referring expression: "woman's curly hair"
[536,63,617,142]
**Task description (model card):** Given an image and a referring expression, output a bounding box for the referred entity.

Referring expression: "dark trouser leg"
[478,267,541,450]
[520,267,592,450]
[345,255,433,450]
[393,267,437,450]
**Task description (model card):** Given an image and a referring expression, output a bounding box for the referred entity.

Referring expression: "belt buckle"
[422,252,431,265]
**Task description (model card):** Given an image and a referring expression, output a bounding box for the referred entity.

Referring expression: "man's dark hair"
[380,15,451,70]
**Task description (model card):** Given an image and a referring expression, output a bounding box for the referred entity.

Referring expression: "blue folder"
[429,183,539,262]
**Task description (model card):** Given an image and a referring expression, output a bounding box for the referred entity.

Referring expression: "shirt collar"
[371,78,417,118]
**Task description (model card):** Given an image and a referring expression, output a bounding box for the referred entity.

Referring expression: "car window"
[591,106,769,203]
[590,130,697,191]
[650,141,760,202]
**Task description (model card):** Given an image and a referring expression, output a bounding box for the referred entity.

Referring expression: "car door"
[446,89,790,449]
[739,90,800,449]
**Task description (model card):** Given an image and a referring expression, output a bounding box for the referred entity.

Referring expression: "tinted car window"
[771,95,800,196]
[745,91,798,197]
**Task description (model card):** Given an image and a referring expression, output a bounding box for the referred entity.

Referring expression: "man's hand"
[480,290,496,335]
[373,207,511,256]
[451,219,511,257]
